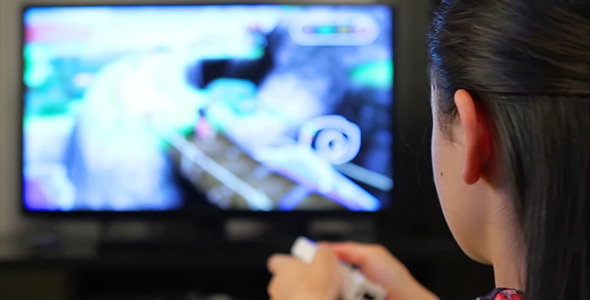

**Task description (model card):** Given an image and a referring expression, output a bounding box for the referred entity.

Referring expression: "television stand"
[95,217,377,258]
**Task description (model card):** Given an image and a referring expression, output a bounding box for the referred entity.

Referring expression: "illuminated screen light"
[22,4,394,212]
[289,12,380,46]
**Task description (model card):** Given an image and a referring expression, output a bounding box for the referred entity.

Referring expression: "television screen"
[22,4,394,212]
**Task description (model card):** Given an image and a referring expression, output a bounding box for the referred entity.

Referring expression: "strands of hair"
[428,1,590,299]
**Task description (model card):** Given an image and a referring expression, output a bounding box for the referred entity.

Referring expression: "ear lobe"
[454,89,493,185]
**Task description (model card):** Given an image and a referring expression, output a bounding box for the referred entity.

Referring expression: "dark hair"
[428,0,590,299]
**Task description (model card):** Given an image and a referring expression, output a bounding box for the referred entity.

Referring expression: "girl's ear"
[454,89,494,185]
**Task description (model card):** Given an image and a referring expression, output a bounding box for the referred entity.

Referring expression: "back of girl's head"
[428,0,590,299]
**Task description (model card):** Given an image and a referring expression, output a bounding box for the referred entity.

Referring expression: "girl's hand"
[266,241,439,300]
[332,242,440,300]
[267,243,342,300]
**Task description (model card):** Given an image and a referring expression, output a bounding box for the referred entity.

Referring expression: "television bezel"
[19,0,401,219]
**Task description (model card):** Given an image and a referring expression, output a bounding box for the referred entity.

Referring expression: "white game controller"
[290,236,388,300]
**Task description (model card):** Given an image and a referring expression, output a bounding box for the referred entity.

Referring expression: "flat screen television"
[21,3,395,214]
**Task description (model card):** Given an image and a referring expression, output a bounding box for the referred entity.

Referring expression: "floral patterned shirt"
[474,288,523,300]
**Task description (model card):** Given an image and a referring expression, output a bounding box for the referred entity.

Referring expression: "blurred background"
[0,0,494,299]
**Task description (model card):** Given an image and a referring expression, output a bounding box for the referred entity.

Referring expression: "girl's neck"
[488,198,526,290]
[492,239,525,290]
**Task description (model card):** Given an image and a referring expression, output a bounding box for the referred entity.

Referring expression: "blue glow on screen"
[22,4,394,212]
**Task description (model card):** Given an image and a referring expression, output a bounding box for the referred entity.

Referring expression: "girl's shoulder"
[474,288,523,300]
